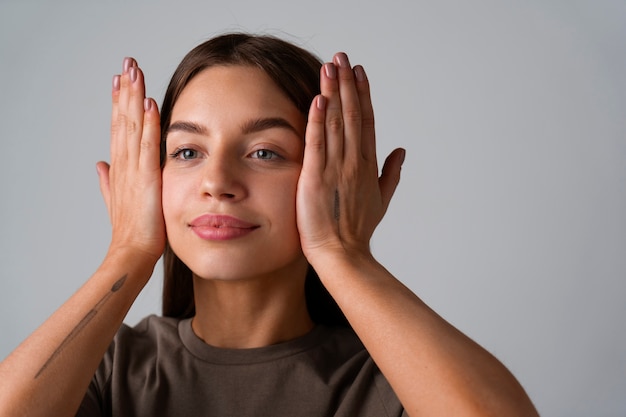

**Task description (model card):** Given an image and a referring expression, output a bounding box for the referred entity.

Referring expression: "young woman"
[0,33,538,417]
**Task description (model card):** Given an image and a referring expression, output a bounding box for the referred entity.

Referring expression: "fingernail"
[129,67,138,83]
[324,63,336,79]
[399,148,406,165]
[144,98,152,111]
[334,53,350,68]
[316,95,326,110]
[354,65,367,82]
[123,57,133,73]
[112,75,120,91]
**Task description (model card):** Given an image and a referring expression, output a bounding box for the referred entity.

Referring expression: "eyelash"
[169,148,199,160]
[168,147,283,161]
[250,149,281,160]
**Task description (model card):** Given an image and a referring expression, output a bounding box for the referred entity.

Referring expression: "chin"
[179,248,307,283]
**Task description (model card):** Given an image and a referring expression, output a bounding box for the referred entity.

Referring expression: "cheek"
[161,172,187,227]
[268,175,300,225]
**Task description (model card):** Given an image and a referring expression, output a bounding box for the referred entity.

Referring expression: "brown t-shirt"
[77,315,407,416]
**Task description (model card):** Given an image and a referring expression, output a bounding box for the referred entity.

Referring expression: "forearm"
[0,249,156,417]
[312,252,538,417]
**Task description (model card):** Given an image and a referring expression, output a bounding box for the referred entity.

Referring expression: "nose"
[199,155,246,201]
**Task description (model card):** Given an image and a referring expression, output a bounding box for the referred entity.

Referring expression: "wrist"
[306,246,379,282]
[101,244,161,284]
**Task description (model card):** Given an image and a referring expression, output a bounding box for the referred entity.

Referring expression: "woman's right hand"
[0,58,167,417]
[96,58,165,262]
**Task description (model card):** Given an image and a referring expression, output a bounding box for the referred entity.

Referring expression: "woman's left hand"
[296,54,541,417]
[297,53,405,263]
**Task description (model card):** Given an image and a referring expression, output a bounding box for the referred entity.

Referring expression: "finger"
[333,53,362,162]
[114,57,143,165]
[110,74,121,160]
[320,62,344,162]
[303,95,328,175]
[125,64,148,167]
[353,65,377,162]
[96,161,112,220]
[139,97,162,174]
[112,58,133,163]
[110,56,134,139]
[379,148,405,211]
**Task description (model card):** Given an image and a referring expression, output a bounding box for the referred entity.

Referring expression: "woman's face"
[162,65,308,281]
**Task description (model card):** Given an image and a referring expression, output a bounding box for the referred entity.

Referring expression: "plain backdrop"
[1,1,625,416]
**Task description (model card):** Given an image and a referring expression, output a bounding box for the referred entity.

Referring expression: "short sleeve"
[75,378,105,417]
[74,335,116,417]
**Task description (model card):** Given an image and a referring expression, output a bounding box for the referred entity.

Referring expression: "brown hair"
[160,33,348,326]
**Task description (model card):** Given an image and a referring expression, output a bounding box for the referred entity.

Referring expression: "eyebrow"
[240,117,300,136]
[165,121,208,137]
[165,117,300,139]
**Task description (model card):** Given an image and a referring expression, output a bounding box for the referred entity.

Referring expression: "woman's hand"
[96,57,165,262]
[297,53,405,263]
[0,58,167,417]
[297,54,539,417]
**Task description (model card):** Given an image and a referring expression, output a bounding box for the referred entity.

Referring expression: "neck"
[191,260,314,349]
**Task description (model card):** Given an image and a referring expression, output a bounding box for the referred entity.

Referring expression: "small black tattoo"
[334,189,340,221]
[110,275,126,292]
[34,274,127,379]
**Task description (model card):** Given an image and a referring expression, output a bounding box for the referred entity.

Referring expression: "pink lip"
[189,214,259,241]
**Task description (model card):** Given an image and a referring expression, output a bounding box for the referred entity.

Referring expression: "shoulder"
[110,315,177,351]
[97,315,182,376]
[310,325,367,362]
[79,315,183,415]
[116,315,180,342]
[306,326,407,416]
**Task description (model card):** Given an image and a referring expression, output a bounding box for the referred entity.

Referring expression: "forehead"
[170,65,305,134]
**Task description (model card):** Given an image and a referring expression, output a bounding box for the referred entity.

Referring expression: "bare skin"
[297,54,538,416]
[0,53,539,417]
[160,65,315,349]
[0,59,163,417]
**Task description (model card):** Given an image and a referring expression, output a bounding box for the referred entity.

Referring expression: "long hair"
[160,33,348,327]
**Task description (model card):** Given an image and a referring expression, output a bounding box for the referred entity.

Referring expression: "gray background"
[1,1,625,416]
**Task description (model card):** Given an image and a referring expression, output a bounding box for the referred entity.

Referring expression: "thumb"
[96,161,112,220]
[379,148,405,211]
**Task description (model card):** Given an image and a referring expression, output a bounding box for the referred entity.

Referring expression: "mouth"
[189,214,260,241]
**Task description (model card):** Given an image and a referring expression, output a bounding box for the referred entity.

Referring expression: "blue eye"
[251,149,280,160]
[170,148,198,160]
